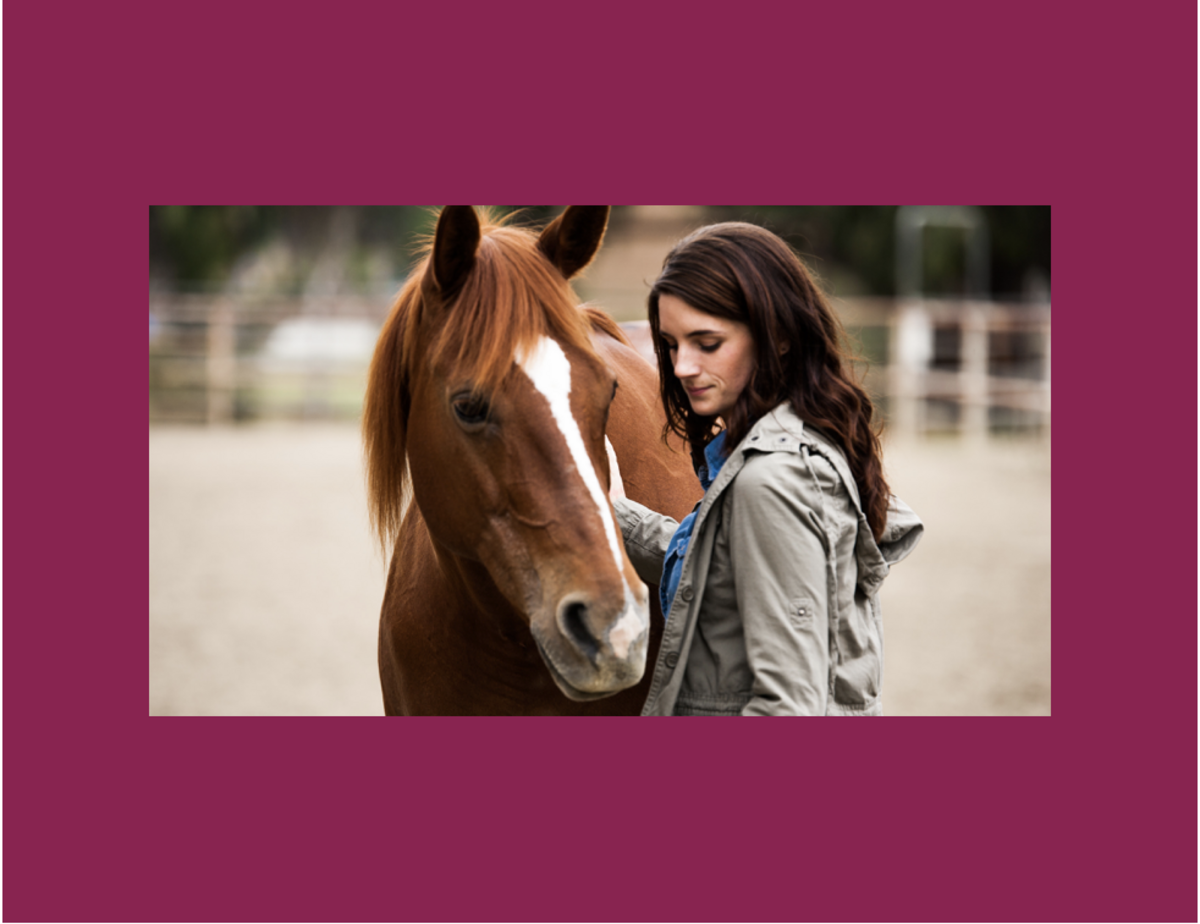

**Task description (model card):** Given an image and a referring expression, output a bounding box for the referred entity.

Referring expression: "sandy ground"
[149,424,1050,716]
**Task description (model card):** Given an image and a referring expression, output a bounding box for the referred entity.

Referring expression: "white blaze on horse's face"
[516,336,648,656]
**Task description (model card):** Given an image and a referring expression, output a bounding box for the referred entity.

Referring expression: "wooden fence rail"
[150,294,1050,438]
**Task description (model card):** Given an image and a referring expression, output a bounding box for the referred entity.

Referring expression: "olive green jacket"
[614,404,923,716]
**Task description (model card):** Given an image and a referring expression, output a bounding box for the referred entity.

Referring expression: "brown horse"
[363,206,700,715]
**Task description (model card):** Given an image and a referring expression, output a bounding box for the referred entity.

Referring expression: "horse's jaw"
[528,583,650,702]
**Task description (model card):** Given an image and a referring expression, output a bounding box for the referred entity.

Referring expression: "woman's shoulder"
[722,413,858,529]
[734,406,847,481]
[735,439,845,504]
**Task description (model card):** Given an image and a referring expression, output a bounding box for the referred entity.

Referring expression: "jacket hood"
[855,495,923,596]
[741,405,923,597]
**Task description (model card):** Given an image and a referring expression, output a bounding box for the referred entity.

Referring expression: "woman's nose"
[673,347,699,378]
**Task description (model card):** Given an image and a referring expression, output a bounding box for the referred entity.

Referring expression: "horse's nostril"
[559,599,599,664]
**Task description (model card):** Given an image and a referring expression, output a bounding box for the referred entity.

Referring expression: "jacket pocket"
[833,591,881,705]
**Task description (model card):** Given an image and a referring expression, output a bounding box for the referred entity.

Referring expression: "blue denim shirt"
[659,432,728,619]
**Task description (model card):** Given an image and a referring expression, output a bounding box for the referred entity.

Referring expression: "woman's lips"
[686,385,711,397]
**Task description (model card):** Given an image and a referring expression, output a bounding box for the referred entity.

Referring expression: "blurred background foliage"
[149,205,1050,300]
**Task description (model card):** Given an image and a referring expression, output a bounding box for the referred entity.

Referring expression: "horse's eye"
[452,394,489,427]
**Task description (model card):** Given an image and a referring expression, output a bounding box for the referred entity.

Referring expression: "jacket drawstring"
[800,445,827,521]
[802,443,840,699]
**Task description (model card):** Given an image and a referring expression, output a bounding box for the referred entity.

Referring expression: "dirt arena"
[149,424,1050,716]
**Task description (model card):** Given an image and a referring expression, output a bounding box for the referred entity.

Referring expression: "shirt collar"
[696,431,729,491]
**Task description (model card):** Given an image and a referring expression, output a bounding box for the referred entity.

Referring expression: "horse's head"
[365,206,651,701]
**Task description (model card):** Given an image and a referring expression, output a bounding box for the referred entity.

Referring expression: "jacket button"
[680,585,693,602]
[665,651,680,668]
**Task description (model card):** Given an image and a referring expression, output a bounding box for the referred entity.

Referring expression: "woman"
[611,222,924,716]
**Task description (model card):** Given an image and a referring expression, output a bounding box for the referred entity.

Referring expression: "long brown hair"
[648,221,891,540]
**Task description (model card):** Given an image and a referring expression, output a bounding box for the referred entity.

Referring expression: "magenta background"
[5,1,1195,921]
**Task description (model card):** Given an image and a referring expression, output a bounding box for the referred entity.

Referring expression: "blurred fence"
[150,291,1050,440]
[857,295,1050,440]
[149,294,387,424]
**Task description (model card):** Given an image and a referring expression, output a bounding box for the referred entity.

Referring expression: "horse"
[363,206,701,715]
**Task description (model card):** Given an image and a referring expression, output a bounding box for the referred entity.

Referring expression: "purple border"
[6,3,1195,921]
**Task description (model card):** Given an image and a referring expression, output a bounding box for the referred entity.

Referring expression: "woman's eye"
[452,395,489,425]
[699,342,721,353]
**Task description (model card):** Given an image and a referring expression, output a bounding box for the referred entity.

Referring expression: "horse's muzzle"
[534,584,649,701]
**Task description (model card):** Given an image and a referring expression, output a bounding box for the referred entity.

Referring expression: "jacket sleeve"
[726,454,832,716]
[611,497,679,587]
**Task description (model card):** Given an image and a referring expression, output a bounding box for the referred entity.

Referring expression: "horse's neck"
[593,330,704,522]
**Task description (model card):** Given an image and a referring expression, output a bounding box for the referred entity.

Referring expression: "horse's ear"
[426,206,481,301]
[538,206,610,279]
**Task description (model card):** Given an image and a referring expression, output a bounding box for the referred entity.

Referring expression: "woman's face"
[657,294,756,424]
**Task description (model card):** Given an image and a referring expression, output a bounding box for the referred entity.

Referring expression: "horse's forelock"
[426,223,596,394]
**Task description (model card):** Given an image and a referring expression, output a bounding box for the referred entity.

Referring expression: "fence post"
[1042,312,1051,443]
[961,301,989,443]
[889,299,931,440]
[206,299,235,425]
[895,206,990,441]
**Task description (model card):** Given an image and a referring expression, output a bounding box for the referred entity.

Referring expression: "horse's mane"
[580,304,630,347]
[363,211,618,552]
